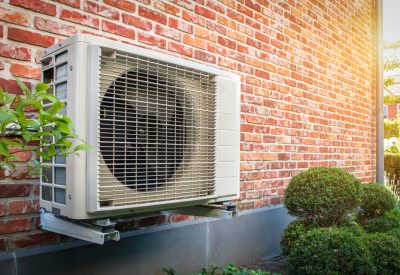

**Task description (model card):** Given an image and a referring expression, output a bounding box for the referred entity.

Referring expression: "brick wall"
[0,0,377,251]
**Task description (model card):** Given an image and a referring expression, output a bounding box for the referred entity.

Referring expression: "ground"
[247,256,288,274]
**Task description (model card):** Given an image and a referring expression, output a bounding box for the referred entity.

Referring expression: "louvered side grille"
[97,48,217,208]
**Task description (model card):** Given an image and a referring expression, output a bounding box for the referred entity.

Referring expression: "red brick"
[169,0,193,10]
[169,214,195,223]
[0,203,4,217]
[9,232,59,249]
[102,21,135,39]
[10,0,56,16]
[0,61,3,70]
[138,6,167,25]
[218,36,236,49]
[0,43,31,61]
[0,239,6,251]
[182,35,206,49]
[10,64,41,80]
[34,17,77,36]
[168,42,193,57]
[0,7,31,26]
[155,25,181,41]
[194,27,217,42]
[155,1,180,16]
[53,0,80,8]
[8,200,39,215]
[0,25,3,37]
[60,9,100,29]
[135,215,167,227]
[194,50,216,63]
[104,0,135,12]
[122,14,152,31]
[8,27,55,48]
[194,5,216,20]
[182,10,206,27]
[206,1,225,13]
[245,0,261,12]
[0,79,32,95]
[255,31,270,43]
[169,18,192,34]
[220,0,235,8]
[9,149,32,162]
[237,4,253,17]
[0,218,31,234]
[138,33,166,49]
[84,0,119,20]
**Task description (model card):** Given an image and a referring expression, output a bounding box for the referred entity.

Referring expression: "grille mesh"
[97,48,217,207]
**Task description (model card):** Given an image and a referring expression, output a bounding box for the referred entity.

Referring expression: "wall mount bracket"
[39,209,120,245]
[162,202,238,219]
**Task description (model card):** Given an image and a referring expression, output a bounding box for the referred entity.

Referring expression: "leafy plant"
[162,264,277,275]
[284,167,362,226]
[367,233,400,275]
[288,227,375,275]
[280,220,309,256]
[359,209,400,233]
[0,79,90,175]
[384,153,400,196]
[384,120,400,139]
[358,183,397,219]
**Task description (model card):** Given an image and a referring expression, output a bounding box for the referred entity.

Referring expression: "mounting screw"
[223,201,236,211]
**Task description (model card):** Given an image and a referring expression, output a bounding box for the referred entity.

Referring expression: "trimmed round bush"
[288,227,375,275]
[280,220,308,255]
[367,233,400,275]
[359,183,396,219]
[360,209,400,233]
[284,167,362,226]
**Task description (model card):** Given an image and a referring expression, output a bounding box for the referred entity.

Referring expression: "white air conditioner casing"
[40,35,240,220]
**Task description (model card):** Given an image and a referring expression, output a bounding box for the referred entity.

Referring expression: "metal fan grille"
[97,49,216,207]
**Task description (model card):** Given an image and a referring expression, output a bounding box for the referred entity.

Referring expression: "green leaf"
[0,88,4,103]
[35,82,50,93]
[15,78,29,94]
[1,139,22,147]
[0,142,9,157]
[73,144,92,152]
[47,101,64,115]
[15,99,42,113]
[27,120,40,131]
[55,121,71,134]
[48,144,56,157]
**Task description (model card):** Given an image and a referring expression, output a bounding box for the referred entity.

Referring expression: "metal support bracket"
[40,210,120,245]
[162,203,238,219]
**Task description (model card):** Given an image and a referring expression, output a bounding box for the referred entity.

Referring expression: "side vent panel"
[95,47,217,209]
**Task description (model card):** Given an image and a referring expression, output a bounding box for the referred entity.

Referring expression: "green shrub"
[360,209,400,233]
[280,220,308,255]
[387,227,400,240]
[384,119,400,139]
[284,167,362,226]
[359,183,396,219]
[384,153,400,196]
[288,227,375,275]
[340,221,366,237]
[367,233,400,275]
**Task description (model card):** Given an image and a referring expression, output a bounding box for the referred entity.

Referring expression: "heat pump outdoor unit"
[39,35,240,224]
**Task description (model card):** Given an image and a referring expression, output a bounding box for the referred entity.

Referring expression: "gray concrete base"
[0,205,293,275]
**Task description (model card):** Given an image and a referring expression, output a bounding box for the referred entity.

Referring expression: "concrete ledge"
[0,205,293,275]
